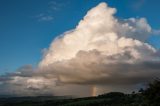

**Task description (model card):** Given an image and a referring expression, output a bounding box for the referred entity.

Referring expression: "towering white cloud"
[39,3,155,67]
[35,2,159,96]
[0,2,160,97]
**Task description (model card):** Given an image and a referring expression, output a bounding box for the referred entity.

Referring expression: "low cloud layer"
[0,2,160,97]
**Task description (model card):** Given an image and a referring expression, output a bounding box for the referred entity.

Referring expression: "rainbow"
[92,86,97,96]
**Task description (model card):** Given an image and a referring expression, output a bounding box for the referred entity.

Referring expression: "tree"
[143,79,160,105]
[138,88,144,93]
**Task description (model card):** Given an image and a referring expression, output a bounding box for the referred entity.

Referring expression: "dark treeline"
[0,79,159,106]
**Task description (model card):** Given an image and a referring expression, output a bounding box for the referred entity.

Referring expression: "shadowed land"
[0,79,159,106]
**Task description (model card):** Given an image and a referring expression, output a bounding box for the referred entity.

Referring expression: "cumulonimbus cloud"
[0,2,160,97]
[39,2,158,84]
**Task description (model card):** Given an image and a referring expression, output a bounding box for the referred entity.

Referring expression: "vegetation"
[143,79,160,106]
[0,79,159,106]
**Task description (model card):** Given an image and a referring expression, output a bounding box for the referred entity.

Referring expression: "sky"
[0,0,160,74]
[0,0,160,97]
